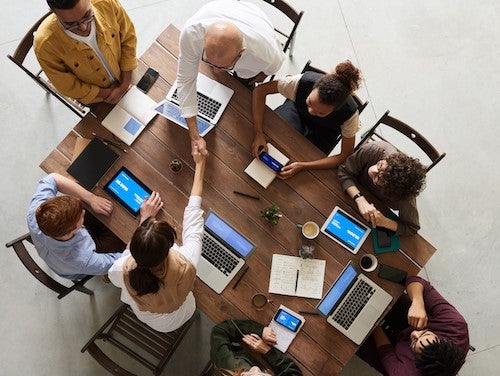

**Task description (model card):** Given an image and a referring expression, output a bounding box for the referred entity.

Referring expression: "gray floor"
[1,0,498,375]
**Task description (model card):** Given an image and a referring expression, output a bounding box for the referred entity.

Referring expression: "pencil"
[233,191,260,200]
[232,266,249,289]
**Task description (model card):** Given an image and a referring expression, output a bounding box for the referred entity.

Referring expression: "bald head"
[203,21,244,70]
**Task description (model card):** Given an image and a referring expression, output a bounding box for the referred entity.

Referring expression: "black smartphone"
[273,309,302,332]
[376,227,393,248]
[136,67,159,93]
[378,263,407,285]
[258,149,283,172]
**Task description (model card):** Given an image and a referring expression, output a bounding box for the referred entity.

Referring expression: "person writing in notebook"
[34,0,137,104]
[210,319,302,375]
[27,173,125,280]
[108,139,207,332]
[252,60,362,179]
[177,0,285,155]
[337,140,427,235]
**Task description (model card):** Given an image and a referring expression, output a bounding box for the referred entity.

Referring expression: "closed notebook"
[244,143,289,189]
[66,137,119,190]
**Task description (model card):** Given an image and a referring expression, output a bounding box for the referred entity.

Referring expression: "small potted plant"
[260,203,282,226]
[169,159,183,173]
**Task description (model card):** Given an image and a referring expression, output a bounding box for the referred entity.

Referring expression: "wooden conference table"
[40,24,436,375]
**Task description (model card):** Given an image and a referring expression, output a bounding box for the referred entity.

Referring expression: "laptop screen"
[317,264,358,316]
[322,207,369,252]
[205,212,255,258]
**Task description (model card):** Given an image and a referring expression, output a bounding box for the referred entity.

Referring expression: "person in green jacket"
[210,319,302,376]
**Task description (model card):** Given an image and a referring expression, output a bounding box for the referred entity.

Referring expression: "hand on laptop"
[139,191,163,224]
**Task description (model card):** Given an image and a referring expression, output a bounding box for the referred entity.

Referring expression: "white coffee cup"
[359,254,378,272]
[300,221,320,240]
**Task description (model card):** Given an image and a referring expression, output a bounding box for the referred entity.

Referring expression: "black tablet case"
[66,137,119,190]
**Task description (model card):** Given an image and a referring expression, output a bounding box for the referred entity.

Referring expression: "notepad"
[269,305,305,353]
[268,254,326,299]
[101,86,157,145]
[66,137,119,190]
[244,143,289,189]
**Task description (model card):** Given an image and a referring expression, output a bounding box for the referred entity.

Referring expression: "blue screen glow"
[325,210,367,250]
[205,212,254,258]
[107,170,150,213]
[317,264,357,315]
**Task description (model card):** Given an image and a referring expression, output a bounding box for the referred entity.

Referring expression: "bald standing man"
[177,0,285,154]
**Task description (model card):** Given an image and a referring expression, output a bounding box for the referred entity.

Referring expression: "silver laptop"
[167,72,234,124]
[316,261,392,345]
[197,211,255,294]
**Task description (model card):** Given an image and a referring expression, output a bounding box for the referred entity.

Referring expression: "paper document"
[244,143,289,188]
[269,254,326,299]
[102,86,157,145]
[269,305,305,353]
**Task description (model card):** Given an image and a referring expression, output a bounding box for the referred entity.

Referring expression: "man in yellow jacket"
[34,0,137,104]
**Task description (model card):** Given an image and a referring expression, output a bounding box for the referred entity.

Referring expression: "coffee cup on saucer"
[359,254,378,272]
[251,293,270,309]
[297,221,320,240]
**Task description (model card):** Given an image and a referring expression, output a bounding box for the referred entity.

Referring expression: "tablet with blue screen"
[104,167,152,217]
[321,206,371,254]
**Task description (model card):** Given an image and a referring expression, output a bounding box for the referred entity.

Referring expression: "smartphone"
[259,150,283,172]
[273,309,302,332]
[378,263,407,285]
[137,67,159,93]
[376,227,393,248]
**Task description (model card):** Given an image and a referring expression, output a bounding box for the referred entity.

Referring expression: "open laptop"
[316,261,392,345]
[155,72,234,136]
[197,211,255,294]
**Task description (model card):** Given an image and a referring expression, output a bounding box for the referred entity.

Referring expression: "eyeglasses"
[201,48,241,72]
[59,10,94,31]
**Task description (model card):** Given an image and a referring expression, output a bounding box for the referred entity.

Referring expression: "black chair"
[7,11,87,117]
[81,304,199,375]
[5,233,94,299]
[301,59,368,114]
[355,110,446,172]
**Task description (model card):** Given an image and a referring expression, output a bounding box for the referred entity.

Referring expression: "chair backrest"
[5,233,94,299]
[81,304,199,375]
[356,110,446,172]
[300,60,368,114]
[7,11,87,118]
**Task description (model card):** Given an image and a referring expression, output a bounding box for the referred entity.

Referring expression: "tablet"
[321,206,371,254]
[104,167,152,216]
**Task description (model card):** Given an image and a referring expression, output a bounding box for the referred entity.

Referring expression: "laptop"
[155,72,234,136]
[321,206,371,254]
[197,211,255,294]
[316,261,392,345]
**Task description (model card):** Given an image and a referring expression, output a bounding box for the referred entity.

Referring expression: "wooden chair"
[5,233,94,299]
[81,304,199,375]
[7,11,87,118]
[301,59,368,114]
[355,110,446,172]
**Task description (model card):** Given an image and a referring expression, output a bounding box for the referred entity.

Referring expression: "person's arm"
[49,173,113,216]
[251,80,280,156]
[103,70,132,104]
[138,191,163,224]
[406,278,428,329]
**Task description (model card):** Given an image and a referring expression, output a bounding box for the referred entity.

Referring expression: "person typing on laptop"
[27,173,125,280]
[358,276,469,376]
[252,60,362,179]
[108,139,207,332]
[338,140,427,235]
[177,0,285,155]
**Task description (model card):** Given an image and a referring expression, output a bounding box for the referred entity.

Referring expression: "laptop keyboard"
[171,89,222,121]
[333,279,376,330]
[202,233,239,276]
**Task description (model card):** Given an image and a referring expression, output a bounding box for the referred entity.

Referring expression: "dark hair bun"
[335,60,362,91]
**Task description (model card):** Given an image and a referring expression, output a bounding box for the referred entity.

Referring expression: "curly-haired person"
[338,140,427,235]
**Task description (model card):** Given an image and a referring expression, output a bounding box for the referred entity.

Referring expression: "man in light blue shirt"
[27,173,123,280]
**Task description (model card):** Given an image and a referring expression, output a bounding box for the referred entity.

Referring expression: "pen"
[233,191,260,200]
[299,311,320,316]
[92,132,127,153]
[230,318,245,337]
[232,265,249,289]
[294,269,299,293]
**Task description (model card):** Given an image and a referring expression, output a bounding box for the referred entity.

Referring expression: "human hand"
[250,72,268,85]
[252,133,267,158]
[278,162,303,179]
[104,83,128,104]
[139,191,163,223]
[407,299,428,329]
[192,138,208,164]
[89,195,113,216]
[261,327,277,346]
[356,197,378,226]
[242,333,271,354]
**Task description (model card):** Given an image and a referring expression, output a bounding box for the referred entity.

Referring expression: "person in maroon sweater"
[359,276,469,376]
